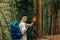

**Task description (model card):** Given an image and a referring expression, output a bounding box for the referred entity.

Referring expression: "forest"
[0,0,60,40]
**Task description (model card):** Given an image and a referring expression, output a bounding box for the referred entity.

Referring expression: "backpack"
[9,22,22,39]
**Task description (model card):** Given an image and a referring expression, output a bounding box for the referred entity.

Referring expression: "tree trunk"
[34,0,42,38]
[51,0,57,35]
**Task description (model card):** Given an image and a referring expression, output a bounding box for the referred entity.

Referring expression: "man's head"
[22,16,28,22]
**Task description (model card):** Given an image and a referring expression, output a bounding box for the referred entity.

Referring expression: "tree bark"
[34,0,42,38]
[51,0,57,35]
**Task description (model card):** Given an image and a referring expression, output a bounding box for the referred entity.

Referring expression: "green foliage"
[56,0,60,9]
[15,0,34,22]
[42,0,52,35]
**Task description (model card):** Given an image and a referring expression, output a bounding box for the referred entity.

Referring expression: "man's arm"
[27,16,36,27]
[27,22,34,27]
[22,29,27,35]
[21,23,28,35]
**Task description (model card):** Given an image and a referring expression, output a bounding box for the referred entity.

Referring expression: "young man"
[19,16,36,40]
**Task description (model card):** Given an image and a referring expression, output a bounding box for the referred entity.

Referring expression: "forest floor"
[37,34,60,40]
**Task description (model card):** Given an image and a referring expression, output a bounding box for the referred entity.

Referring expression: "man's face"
[22,16,28,22]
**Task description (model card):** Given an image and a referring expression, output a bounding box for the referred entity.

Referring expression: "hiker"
[19,16,36,40]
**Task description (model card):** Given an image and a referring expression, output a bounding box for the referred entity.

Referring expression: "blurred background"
[0,0,60,40]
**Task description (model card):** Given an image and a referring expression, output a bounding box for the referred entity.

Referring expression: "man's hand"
[22,29,27,35]
[26,16,36,27]
[32,16,36,22]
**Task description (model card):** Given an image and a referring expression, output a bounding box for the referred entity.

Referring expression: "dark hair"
[22,15,28,17]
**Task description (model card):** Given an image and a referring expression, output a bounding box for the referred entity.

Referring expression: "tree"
[34,0,43,38]
[51,0,57,34]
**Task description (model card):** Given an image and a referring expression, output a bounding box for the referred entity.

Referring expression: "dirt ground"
[37,34,60,40]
